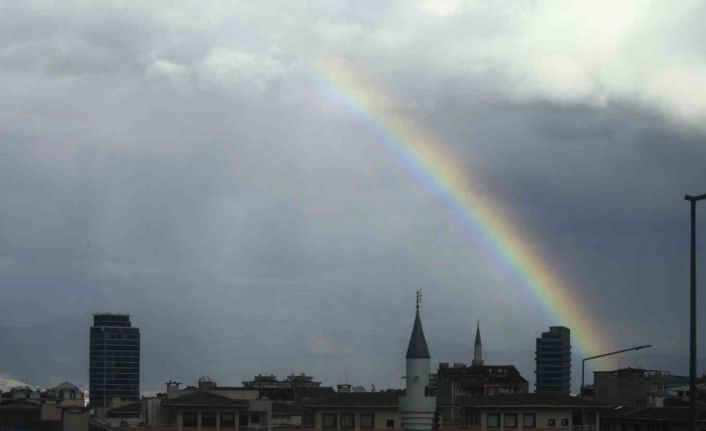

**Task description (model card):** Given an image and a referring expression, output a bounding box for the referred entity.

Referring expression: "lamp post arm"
[582,345,652,363]
[685,194,706,202]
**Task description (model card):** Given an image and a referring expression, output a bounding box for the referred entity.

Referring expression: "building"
[45,382,84,404]
[259,385,335,427]
[398,292,436,431]
[594,368,689,407]
[436,323,529,426]
[0,388,46,431]
[0,381,88,431]
[437,364,530,425]
[89,313,141,407]
[105,401,143,428]
[41,381,86,421]
[272,402,306,428]
[457,393,609,431]
[307,391,402,431]
[139,377,273,430]
[535,327,571,394]
[601,406,706,431]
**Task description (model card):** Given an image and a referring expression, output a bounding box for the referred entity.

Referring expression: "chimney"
[198,376,216,392]
[166,381,181,399]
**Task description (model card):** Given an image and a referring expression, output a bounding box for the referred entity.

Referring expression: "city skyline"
[0,308,674,396]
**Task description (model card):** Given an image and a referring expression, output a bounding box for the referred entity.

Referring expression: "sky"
[1,0,706,394]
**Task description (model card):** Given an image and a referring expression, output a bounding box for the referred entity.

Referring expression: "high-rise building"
[89,314,140,407]
[535,326,571,394]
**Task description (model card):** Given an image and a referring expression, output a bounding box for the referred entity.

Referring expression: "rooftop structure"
[594,367,689,407]
[243,373,322,389]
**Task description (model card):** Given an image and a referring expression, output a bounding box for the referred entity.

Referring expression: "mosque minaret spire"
[399,291,436,431]
[472,319,483,366]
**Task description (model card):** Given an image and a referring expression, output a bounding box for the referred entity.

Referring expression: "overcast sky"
[1,0,706,393]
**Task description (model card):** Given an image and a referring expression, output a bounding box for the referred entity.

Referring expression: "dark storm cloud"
[1,1,706,392]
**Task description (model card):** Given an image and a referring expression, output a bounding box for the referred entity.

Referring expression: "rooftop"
[406,310,430,359]
[108,402,142,416]
[462,393,608,408]
[259,387,335,401]
[311,391,402,408]
[603,406,706,422]
[438,364,529,384]
[164,391,249,408]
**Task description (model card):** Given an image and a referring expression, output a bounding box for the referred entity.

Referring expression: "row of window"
[89,380,140,386]
[89,372,140,378]
[90,344,140,349]
[322,413,394,429]
[486,414,569,428]
[183,412,258,428]
[89,357,140,362]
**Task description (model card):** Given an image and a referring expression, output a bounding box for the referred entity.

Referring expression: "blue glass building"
[89,314,140,407]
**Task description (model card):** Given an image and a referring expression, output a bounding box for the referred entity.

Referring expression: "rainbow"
[317,58,612,358]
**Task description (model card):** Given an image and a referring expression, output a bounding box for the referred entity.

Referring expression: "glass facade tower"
[89,314,140,407]
[535,326,571,394]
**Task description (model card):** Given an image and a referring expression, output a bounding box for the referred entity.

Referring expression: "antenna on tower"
[416,290,422,311]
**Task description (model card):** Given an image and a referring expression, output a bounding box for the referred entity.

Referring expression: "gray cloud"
[1,1,705,393]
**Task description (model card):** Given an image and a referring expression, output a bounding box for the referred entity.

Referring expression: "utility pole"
[685,193,706,431]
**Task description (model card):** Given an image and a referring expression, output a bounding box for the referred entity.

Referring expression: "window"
[341,413,355,428]
[487,414,500,428]
[183,412,198,428]
[240,413,249,427]
[471,412,480,427]
[386,419,395,428]
[548,418,556,427]
[221,413,236,427]
[202,412,217,427]
[523,413,536,428]
[361,414,375,428]
[561,419,570,427]
[323,414,337,429]
[504,414,517,428]
[251,414,260,424]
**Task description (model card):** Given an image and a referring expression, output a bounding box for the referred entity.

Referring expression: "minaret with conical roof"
[472,320,483,366]
[399,291,436,431]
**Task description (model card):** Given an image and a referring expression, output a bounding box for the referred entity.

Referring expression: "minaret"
[472,320,483,366]
[399,291,436,431]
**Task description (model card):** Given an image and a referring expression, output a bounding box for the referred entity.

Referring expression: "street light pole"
[580,345,651,431]
[685,194,706,431]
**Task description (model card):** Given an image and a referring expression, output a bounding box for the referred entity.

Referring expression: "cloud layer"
[1,1,705,392]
